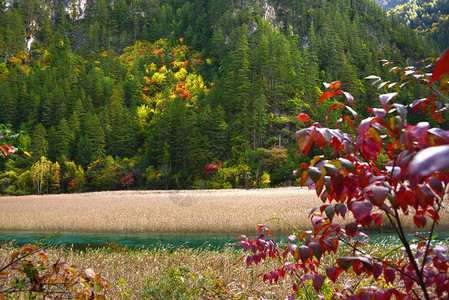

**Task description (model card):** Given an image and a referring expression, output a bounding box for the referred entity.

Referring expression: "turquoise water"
[0,231,448,250]
[0,231,242,250]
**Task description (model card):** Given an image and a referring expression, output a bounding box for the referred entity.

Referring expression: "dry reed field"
[0,239,406,299]
[1,187,449,234]
[0,187,324,234]
[2,188,449,299]
[0,243,300,299]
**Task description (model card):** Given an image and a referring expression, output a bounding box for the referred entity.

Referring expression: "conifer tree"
[222,24,252,151]
[31,123,48,161]
[55,118,74,160]
[83,112,105,162]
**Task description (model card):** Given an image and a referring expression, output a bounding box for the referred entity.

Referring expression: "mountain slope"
[377,0,449,51]
[0,0,441,193]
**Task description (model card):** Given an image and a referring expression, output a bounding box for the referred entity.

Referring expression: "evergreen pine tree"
[31,123,48,161]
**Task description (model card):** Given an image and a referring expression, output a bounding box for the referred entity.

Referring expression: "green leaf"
[308,167,322,183]
[338,158,355,172]
[337,257,356,270]
[310,242,322,260]
[325,205,335,222]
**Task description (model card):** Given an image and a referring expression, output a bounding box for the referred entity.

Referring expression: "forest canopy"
[0,0,443,194]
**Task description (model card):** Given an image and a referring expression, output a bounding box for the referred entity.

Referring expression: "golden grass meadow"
[0,187,325,234]
[2,187,449,299]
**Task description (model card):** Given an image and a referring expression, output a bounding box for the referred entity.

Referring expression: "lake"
[1,230,448,250]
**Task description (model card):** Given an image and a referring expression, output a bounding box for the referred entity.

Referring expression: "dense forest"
[379,0,449,51]
[0,0,443,194]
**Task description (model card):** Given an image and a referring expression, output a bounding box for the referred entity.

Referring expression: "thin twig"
[0,244,52,274]
[338,237,419,284]
[393,209,431,300]
[420,184,447,274]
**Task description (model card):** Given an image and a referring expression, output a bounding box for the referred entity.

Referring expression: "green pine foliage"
[0,0,443,193]
[381,0,449,51]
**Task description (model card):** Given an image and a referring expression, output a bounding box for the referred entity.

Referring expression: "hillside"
[377,0,449,51]
[0,0,441,194]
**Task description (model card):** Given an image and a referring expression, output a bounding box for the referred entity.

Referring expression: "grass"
[2,188,449,298]
[1,187,448,234]
[0,237,427,299]
[0,242,296,299]
[0,188,325,234]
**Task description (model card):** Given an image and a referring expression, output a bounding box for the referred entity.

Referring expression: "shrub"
[0,244,109,299]
[238,49,449,299]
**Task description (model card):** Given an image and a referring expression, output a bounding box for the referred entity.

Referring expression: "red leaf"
[428,48,449,86]
[413,215,427,228]
[336,90,354,105]
[364,185,389,207]
[409,122,429,144]
[384,268,396,284]
[408,145,449,187]
[297,245,310,264]
[242,242,250,251]
[345,105,358,120]
[336,115,354,130]
[337,257,357,270]
[428,177,443,195]
[412,234,427,241]
[271,271,280,283]
[246,255,253,266]
[358,117,373,137]
[369,108,387,120]
[324,205,335,221]
[344,92,354,105]
[0,145,15,157]
[345,222,358,237]
[38,252,47,262]
[319,91,336,104]
[350,201,373,222]
[296,127,315,157]
[338,158,355,172]
[324,81,341,89]
[326,266,340,283]
[379,93,398,109]
[297,114,311,122]
[358,256,373,272]
[313,274,325,292]
[278,267,286,278]
[373,262,382,280]
[326,103,345,122]
[352,260,364,275]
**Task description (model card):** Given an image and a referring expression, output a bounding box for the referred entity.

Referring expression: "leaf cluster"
[0,244,108,299]
[238,49,449,299]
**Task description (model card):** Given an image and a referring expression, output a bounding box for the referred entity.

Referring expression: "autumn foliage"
[0,244,108,299]
[239,48,449,299]
[0,130,108,299]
